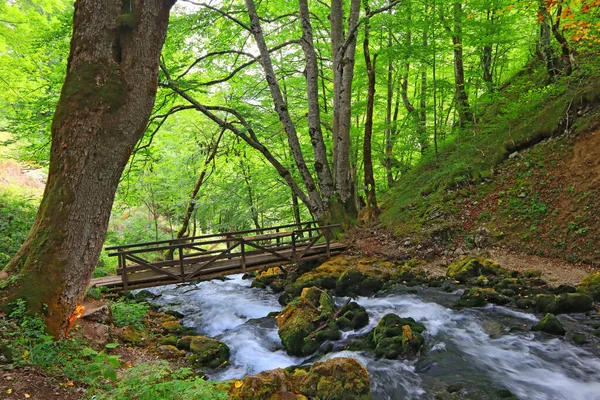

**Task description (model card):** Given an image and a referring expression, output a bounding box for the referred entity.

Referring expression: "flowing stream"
[145,274,600,400]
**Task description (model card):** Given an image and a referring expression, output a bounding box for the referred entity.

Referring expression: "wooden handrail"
[105,221,318,251]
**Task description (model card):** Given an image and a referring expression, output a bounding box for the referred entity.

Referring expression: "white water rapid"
[146,274,600,400]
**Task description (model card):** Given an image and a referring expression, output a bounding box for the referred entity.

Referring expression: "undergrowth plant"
[109,300,149,330]
[92,361,229,400]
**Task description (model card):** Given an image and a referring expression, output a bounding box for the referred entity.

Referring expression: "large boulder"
[336,302,369,331]
[532,313,566,335]
[447,257,510,283]
[535,293,593,314]
[277,287,337,356]
[363,314,426,359]
[297,357,370,400]
[335,269,382,297]
[229,357,370,400]
[187,336,230,368]
[548,293,593,314]
[455,287,512,308]
[578,272,600,301]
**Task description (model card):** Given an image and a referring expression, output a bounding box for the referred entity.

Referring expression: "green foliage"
[94,361,229,400]
[0,300,120,386]
[109,300,149,329]
[0,191,36,267]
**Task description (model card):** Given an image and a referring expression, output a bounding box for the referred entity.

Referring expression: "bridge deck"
[89,222,344,291]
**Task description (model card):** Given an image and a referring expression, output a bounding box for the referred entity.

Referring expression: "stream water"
[145,274,600,400]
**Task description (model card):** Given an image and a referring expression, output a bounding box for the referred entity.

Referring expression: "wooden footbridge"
[89,222,345,292]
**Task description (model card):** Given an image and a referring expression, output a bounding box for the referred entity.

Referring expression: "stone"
[161,320,183,333]
[336,302,369,331]
[119,326,141,344]
[577,272,600,301]
[456,288,511,308]
[277,287,338,356]
[82,305,113,324]
[176,336,194,351]
[532,313,565,335]
[298,357,370,400]
[159,335,178,346]
[188,336,230,368]
[79,321,110,346]
[229,368,295,399]
[157,345,185,359]
[547,293,594,314]
[446,257,507,283]
[366,314,426,359]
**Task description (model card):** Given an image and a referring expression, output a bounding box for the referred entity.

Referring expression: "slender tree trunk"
[291,189,301,226]
[537,0,561,79]
[298,0,334,203]
[330,0,361,219]
[384,29,395,188]
[245,0,324,217]
[0,0,175,338]
[362,12,378,215]
[452,2,473,127]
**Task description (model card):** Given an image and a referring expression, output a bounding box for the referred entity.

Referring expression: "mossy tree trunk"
[0,0,175,338]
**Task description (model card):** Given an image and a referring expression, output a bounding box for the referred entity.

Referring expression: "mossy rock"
[534,294,556,313]
[572,333,588,345]
[188,336,230,368]
[156,344,185,359]
[176,335,194,351]
[297,357,371,400]
[515,298,535,310]
[277,287,336,356]
[229,368,295,399]
[336,269,383,297]
[161,320,183,333]
[159,335,178,346]
[532,313,565,335]
[455,288,511,308]
[446,257,508,283]
[336,302,369,331]
[229,357,370,400]
[577,272,600,301]
[547,293,593,314]
[120,326,141,345]
[369,314,426,359]
[251,267,283,289]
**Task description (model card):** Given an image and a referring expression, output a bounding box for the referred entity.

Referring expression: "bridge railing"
[106,223,340,291]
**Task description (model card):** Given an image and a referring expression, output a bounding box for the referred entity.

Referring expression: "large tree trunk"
[0,0,175,338]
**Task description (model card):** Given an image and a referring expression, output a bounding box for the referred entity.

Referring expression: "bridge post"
[325,227,331,258]
[240,239,246,273]
[178,247,185,282]
[120,252,129,293]
[291,232,297,263]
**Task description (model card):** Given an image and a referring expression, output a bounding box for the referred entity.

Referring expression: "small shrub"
[110,300,149,329]
[94,361,228,400]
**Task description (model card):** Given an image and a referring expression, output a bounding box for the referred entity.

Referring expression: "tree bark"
[331,0,361,218]
[452,2,473,127]
[362,12,378,215]
[298,0,334,203]
[244,0,324,217]
[0,0,175,338]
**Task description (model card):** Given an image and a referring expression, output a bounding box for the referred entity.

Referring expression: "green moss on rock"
[532,313,565,335]
[446,257,509,283]
[455,287,511,308]
[578,272,600,301]
[366,314,426,359]
[188,336,230,368]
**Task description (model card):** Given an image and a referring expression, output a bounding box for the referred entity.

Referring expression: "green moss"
[446,257,508,283]
[577,272,600,300]
[532,313,565,335]
[368,314,426,359]
[188,336,230,368]
[455,287,511,308]
[298,357,371,400]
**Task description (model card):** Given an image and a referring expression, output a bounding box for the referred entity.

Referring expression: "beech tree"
[0,0,176,337]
